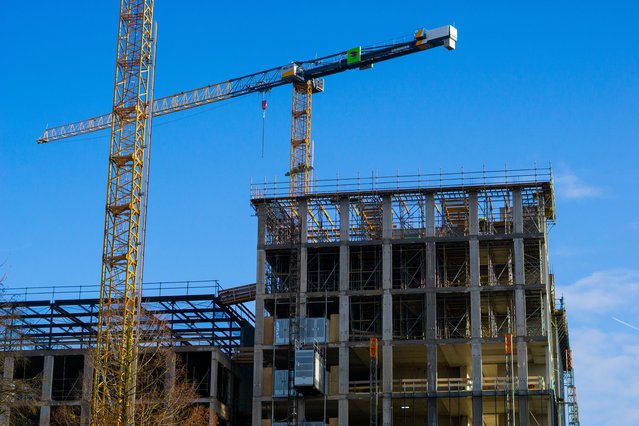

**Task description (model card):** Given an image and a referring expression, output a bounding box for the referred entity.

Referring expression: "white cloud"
[571,328,639,425]
[559,269,639,315]
[554,172,602,199]
[559,269,639,425]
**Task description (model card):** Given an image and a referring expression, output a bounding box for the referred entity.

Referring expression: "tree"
[0,269,42,424]
[51,312,209,425]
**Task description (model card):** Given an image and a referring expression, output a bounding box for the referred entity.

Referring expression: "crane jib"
[37,25,456,144]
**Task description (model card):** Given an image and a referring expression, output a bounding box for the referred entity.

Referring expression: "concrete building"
[250,168,576,425]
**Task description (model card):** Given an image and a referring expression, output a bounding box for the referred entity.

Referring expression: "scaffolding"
[437,243,470,287]
[392,245,426,289]
[350,246,382,291]
[437,294,470,339]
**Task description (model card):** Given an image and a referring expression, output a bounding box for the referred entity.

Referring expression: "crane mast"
[92,0,155,424]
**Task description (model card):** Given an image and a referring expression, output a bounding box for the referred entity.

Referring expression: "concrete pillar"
[210,350,219,405]
[80,353,93,426]
[469,192,483,425]
[299,199,308,318]
[513,189,529,426]
[382,195,393,426]
[425,193,438,425]
[1,356,14,425]
[40,355,54,426]
[338,197,350,426]
[252,204,267,426]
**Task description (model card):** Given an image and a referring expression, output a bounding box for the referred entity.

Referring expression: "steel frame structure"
[0,291,253,354]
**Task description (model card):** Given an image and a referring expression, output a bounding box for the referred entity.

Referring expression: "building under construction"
[0,168,579,426]
[0,281,256,425]
[250,168,579,426]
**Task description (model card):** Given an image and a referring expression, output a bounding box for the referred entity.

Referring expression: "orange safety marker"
[369,337,379,359]
[504,333,513,355]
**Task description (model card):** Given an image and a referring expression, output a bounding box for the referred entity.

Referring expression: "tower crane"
[38,2,456,422]
[39,25,457,195]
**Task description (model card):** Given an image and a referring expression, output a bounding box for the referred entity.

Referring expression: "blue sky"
[1,1,638,424]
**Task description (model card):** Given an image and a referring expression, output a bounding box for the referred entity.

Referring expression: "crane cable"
[260,90,270,158]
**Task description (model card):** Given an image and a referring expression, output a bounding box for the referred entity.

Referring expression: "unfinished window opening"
[526,290,546,336]
[136,349,168,399]
[349,195,383,241]
[307,198,340,243]
[349,296,382,341]
[217,364,232,405]
[436,344,472,390]
[436,242,470,287]
[393,296,425,340]
[265,250,299,294]
[437,294,470,339]
[393,244,425,289]
[51,405,81,425]
[523,240,543,285]
[435,192,469,237]
[52,355,83,401]
[264,200,301,245]
[481,293,514,338]
[13,356,44,381]
[480,241,514,286]
[179,351,211,398]
[478,189,513,235]
[392,194,427,239]
[481,342,517,393]
[527,342,548,391]
[392,398,428,425]
[522,189,544,234]
[307,247,339,292]
[306,297,339,318]
[348,346,381,394]
[350,245,382,291]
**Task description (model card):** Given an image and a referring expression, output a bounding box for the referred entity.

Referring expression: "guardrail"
[348,376,545,394]
[251,167,552,199]
[3,280,222,302]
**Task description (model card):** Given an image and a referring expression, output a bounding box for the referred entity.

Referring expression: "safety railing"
[3,279,222,302]
[251,167,552,200]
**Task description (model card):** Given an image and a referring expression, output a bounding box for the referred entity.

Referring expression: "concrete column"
[513,189,529,426]
[210,351,219,404]
[80,354,93,426]
[252,204,267,426]
[1,356,14,425]
[425,192,438,425]
[299,200,308,321]
[338,197,350,426]
[469,192,483,425]
[40,355,54,426]
[382,195,393,426]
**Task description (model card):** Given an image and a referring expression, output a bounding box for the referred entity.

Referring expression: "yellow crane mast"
[92,0,155,424]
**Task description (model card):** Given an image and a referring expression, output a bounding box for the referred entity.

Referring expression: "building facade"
[251,169,573,425]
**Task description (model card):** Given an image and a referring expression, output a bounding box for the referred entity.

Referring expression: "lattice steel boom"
[91,1,155,424]
[38,25,456,193]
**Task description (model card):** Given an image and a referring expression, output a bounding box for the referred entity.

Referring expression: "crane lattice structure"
[38,3,456,422]
[38,25,457,196]
[564,349,581,426]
